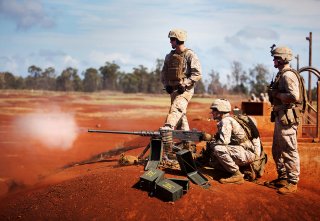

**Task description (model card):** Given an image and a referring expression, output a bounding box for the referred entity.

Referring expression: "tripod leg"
[138,143,150,159]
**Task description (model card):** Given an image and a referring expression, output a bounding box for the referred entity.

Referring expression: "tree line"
[0,59,288,96]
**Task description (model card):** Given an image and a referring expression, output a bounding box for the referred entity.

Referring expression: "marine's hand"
[177,85,186,94]
[165,85,173,94]
[183,78,194,87]
[268,88,279,98]
[201,132,212,141]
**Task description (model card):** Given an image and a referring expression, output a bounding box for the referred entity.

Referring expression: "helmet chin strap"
[214,112,229,121]
[274,57,286,69]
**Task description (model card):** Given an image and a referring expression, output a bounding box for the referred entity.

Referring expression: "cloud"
[38,49,66,62]
[0,55,25,74]
[235,27,279,40]
[89,51,131,66]
[87,50,152,72]
[225,27,279,49]
[63,55,80,68]
[0,0,55,30]
[0,49,84,76]
[0,0,319,84]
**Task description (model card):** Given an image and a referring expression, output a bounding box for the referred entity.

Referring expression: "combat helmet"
[270,45,293,63]
[210,99,231,113]
[168,29,187,41]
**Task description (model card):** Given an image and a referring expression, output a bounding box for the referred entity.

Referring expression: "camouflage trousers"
[272,118,300,184]
[210,143,256,174]
[164,88,194,130]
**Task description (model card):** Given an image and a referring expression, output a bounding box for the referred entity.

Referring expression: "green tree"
[228,61,248,94]
[0,73,4,89]
[14,76,25,89]
[72,71,83,91]
[56,67,78,91]
[207,69,225,95]
[149,59,164,94]
[5,72,15,88]
[249,64,270,95]
[194,79,206,94]
[39,67,56,90]
[26,65,42,89]
[132,65,149,93]
[83,68,101,92]
[119,73,139,93]
[25,66,56,90]
[99,62,120,91]
[0,72,15,89]
[28,65,42,78]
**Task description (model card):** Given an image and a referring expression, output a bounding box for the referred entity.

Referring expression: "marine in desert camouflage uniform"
[160,29,202,131]
[205,99,262,184]
[267,45,301,194]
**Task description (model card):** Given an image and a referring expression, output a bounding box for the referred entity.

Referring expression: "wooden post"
[306,32,313,103]
[317,80,320,141]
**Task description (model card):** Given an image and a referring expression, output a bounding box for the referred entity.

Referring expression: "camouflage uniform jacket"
[216,115,261,156]
[273,65,300,111]
[161,49,202,87]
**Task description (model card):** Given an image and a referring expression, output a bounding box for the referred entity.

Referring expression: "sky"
[1,0,320,84]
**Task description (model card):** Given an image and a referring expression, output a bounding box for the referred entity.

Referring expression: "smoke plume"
[15,110,78,150]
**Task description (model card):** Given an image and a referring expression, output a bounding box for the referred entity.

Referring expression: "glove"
[201,132,212,141]
[165,85,173,94]
[183,78,194,87]
[177,85,186,94]
[213,132,220,142]
[268,88,279,98]
[267,88,273,103]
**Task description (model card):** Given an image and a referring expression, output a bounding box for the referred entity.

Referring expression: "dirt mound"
[0,91,319,220]
[1,146,319,221]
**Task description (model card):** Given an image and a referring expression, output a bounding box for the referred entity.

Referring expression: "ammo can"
[155,179,183,202]
[139,168,165,192]
[187,171,210,188]
[176,149,210,188]
[176,149,198,174]
[145,138,163,171]
[168,178,190,193]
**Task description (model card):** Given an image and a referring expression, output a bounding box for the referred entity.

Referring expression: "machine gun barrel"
[88,129,203,142]
[88,129,161,137]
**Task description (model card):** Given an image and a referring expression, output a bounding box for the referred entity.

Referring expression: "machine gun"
[87,129,203,142]
[88,128,204,170]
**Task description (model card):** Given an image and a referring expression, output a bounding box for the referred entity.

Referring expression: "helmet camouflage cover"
[271,45,293,62]
[210,99,231,113]
[168,29,187,41]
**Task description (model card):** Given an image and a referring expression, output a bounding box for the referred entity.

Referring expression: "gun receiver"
[87,129,203,142]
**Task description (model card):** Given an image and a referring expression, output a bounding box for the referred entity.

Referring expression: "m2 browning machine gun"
[87,129,203,142]
[88,128,204,170]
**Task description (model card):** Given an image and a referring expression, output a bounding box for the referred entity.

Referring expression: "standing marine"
[160,29,202,131]
[267,45,305,194]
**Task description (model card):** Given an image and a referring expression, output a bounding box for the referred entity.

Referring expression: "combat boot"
[264,178,288,188]
[219,170,244,184]
[160,127,174,153]
[277,182,298,194]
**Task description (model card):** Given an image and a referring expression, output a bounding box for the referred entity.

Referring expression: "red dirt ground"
[0,91,319,221]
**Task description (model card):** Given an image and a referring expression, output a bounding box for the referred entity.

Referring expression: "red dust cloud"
[14,110,78,150]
